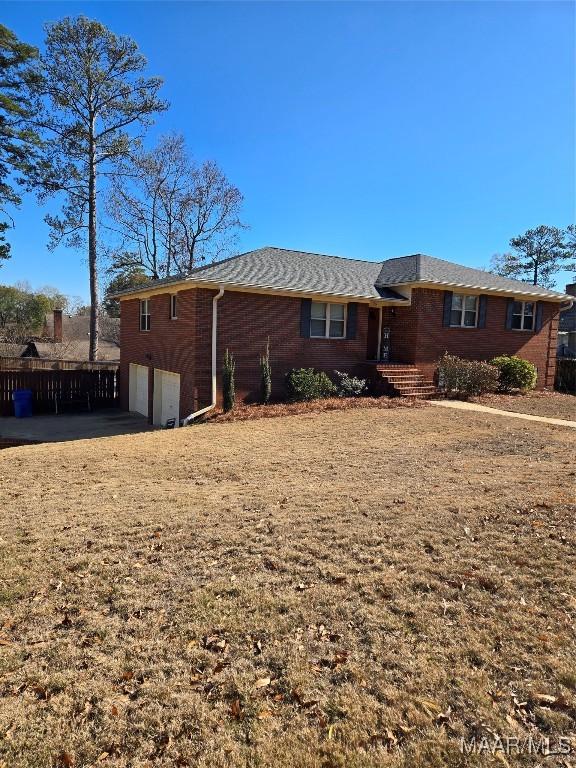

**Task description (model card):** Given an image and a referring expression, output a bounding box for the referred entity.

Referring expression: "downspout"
[182,286,225,425]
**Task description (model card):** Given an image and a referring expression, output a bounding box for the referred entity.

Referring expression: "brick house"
[115,247,570,425]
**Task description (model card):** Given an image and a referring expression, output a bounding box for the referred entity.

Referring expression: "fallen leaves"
[203,634,227,653]
[54,752,74,767]
[291,689,319,709]
[229,698,243,720]
[97,743,121,761]
[531,692,574,711]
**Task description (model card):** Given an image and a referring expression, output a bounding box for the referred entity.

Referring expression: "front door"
[367,308,380,360]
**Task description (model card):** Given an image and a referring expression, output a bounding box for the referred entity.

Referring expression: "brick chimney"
[565,283,576,297]
[53,308,63,343]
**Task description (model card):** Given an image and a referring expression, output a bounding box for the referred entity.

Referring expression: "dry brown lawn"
[471,391,576,421]
[0,407,575,768]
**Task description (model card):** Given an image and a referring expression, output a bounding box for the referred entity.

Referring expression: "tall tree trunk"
[88,132,99,361]
[533,260,538,286]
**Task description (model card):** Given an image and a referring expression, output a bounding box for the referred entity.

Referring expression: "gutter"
[381,279,569,301]
[182,286,225,425]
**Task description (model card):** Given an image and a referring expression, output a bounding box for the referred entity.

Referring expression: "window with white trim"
[310,301,346,338]
[170,294,178,320]
[140,299,150,331]
[450,294,478,327]
[512,301,534,330]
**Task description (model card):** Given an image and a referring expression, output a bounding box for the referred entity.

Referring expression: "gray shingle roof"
[115,246,569,301]
[375,254,566,299]
[181,247,405,300]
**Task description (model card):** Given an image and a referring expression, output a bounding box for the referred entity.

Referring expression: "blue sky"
[2,1,575,299]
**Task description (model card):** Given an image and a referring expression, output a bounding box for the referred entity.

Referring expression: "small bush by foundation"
[259,339,272,404]
[438,354,499,398]
[285,368,337,401]
[334,370,367,397]
[490,355,537,392]
[222,349,236,412]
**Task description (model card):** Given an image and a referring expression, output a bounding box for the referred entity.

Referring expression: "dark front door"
[367,308,380,360]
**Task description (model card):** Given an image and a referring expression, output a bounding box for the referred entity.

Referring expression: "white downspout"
[182,286,225,425]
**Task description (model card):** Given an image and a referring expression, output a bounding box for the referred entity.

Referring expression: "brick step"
[393,381,436,389]
[371,363,437,398]
[382,374,426,383]
[376,366,418,374]
[398,391,436,399]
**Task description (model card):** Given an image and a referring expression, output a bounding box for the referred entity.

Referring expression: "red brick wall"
[119,285,560,418]
[119,290,198,418]
[195,289,370,405]
[120,287,370,417]
[385,288,559,388]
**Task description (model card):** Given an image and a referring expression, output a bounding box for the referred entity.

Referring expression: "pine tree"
[0,24,42,263]
[33,16,166,359]
[490,225,575,288]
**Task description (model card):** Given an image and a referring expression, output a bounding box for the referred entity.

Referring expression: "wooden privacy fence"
[0,369,119,416]
[555,358,576,394]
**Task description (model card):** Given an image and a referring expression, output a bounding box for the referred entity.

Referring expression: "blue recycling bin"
[13,389,33,418]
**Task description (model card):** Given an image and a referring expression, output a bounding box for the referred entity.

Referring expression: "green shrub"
[259,339,272,404]
[438,354,499,398]
[490,355,537,392]
[285,368,336,401]
[222,349,236,412]
[334,370,367,397]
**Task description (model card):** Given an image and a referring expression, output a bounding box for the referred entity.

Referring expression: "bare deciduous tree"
[174,159,244,274]
[106,134,244,279]
[106,134,188,278]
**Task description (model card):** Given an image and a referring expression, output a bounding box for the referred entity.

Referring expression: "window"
[170,294,178,320]
[310,301,346,338]
[512,301,534,331]
[140,299,150,331]
[450,294,478,327]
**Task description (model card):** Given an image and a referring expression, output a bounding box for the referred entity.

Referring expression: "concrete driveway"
[0,409,155,444]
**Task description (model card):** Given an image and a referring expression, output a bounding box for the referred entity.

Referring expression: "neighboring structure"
[0,309,120,363]
[558,283,576,358]
[115,247,570,425]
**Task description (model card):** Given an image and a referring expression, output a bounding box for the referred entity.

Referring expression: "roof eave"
[377,278,567,301]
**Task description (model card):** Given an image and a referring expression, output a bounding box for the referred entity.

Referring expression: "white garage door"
[129,364,149,417]
[153,369,180,427]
